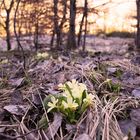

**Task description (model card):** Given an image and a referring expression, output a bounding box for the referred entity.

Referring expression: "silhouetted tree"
[50,0,59,48]
[136,0,140,50]
[67,0,77,50]
[51,0,67,50]
[0,0,14,50]
[77,0,88,52]
[14,0,26,69]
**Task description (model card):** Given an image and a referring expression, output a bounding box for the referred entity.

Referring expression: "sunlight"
[0,0,137,36]
[93,0,136,33]
[0,1,139,139]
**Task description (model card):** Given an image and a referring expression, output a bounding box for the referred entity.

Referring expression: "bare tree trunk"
[59,0,67,43]
[14,0,26,69]
[34,21,39,51]
[67,0,76,50]
[77,0,88,50]
[51,0,67,50]
[77,12,85,46]
[83,0,88,52]
[3,0,14,50]
[136,0,140,50]
[52,0,59,49]
[50,29,55,47]
[5,13,11,50]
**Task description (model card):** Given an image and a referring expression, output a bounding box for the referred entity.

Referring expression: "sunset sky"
[0,0,137,36]
[86,0,136,33]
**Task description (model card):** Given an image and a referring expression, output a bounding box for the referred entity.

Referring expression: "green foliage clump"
[44,79,95,123]
[104,79,121,93]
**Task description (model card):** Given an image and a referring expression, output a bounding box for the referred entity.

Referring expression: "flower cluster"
[36,52,49,59]
[0,59,8,64]
[47,79,95,123]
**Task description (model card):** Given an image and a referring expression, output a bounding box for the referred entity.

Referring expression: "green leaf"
[81,90,87,105]
[43,95,52,109]
[38,114,48,129]
[82,90,87,100]
[65,83,74,100]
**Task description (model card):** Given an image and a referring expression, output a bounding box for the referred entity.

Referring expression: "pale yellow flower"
[62,97,78,111]
[47,96,58,112]
[59,79,87,99]
[67,79,78,89]
[59,79,88,106]
[37,52,48,59]
[64,90,72,98]
[58,83,72,99]
[79,83,87,91]
[0,59,8,64]
[72,83,87,99]
[106,79,112,83]
[83,94,95,105]
[68,79,78,89]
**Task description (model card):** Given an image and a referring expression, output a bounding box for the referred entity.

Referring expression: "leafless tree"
[14,0,26,69]
[50,0,59,48]
[51,0,67,50]
[0,0,14,50]
[136,0,140,50]
[67,0,77,50]
[77,0,88,52]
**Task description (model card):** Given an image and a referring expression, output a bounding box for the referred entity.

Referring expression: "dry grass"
[0,55,140,140]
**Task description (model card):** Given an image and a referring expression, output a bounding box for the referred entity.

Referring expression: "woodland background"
[0,0,140,140]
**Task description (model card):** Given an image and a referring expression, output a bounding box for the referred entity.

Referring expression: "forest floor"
[0,36,140,140]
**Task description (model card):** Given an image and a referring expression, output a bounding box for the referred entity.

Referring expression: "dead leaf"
[119,119,136,139]
[9,78,25,88]
[66,123,86,134]
[107,67,117,74]
[36,60,50,70]
[121,72,135,81]
[52,64,64,74]
[131,55,140,65]
[0,127,5,133]
[45,113,62,139]
[75,133,91,140]
[10,90,23,105]
[130,109,140,127]
[4,105,28,116]
[31,92,45,105]
[132,88,140,97]
[66,124,76,132]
